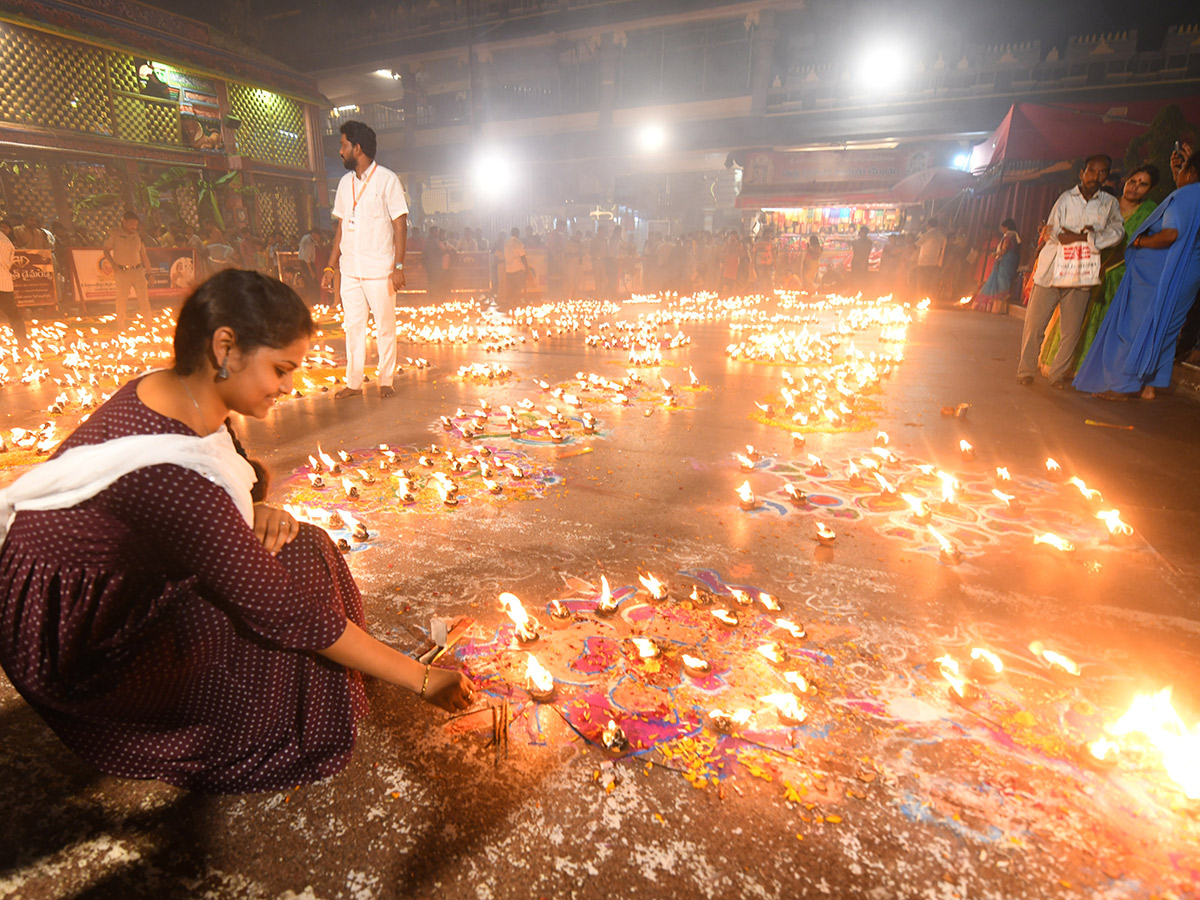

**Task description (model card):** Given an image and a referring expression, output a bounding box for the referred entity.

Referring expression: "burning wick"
[342,477,358,499]
[995,466,1011,485]
[901,492,932,523]
[1079,737,1120,771]
[681,654,710,676]
[846,461,865,485]
[775,618,807,640]
[600,718,629,752]
[688,585,714,606]
[758,592,782,612]
[343,514,369,543]
[959,439,976,461]
[791,432,806,448]
[525,653,555,702]
[548,599,573,626]
[937,472,958,511]
[807,454,828,477]
[709,708,752,734]
[638,573,668,601]
[356,468,376,485]
[1068,476,1104,505]
[761,692,807,725]
[499,592,539,643]
[969,647,1004,682]
[875,431,889,447]
[872,472,897,496]
[1045,457,1065,481]
[1096,509,1134,543]
[991,489,1023,514]
[711,608,739,627]
[737,453,756,472]
[814,522,836,546]
[783,483,807,506]
[629,637,660,659]
[784,670,811,694]
[757,643,786,667]
[1033,532,1075,553]
[928,526,961,564]
[736,480,757,511]
[1029,641,1081,679]
[730,589,753,607]
[595,575,619,616]
[936,654,977,703]
[318,446,340,474]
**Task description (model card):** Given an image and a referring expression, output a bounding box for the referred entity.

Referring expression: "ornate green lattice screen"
[227,85,309,168]
[0,24,112,135]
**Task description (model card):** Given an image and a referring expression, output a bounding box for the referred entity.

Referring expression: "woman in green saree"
[1038,164,1160,376]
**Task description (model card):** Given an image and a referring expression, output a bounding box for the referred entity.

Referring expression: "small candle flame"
[815,522,836,542]
[1030,641,1080,675]
[959,439,973,455]
[775,618,806,639]
[736,481,756,506]
[630,637,659,659]
[937,471,957,505]
[1096,509,1133,536]
[597,575,618,612]
[1068,476,1103,503]
[682,654,710,672]
[970,647,1003,675]
[761,692,807,723]
[526,653,554,692]
[872,472,896,495]
[757,643,785,665]
[901,492,931,519]
[638,573,667,600]
[1087,737,1120,763]
[995,466,1011,482]
[711,608,739,626]
[1045,457,1062,474]
[711,708,752,727]
[936,654,969,698]
[927,525,958,557]
[737,453,756,471]
[600,718,627,751]
[875,431,889,446]
[784,670,810,693]
[758,592,781,611]
[499,591,538,641]
[1033,532,1075,552]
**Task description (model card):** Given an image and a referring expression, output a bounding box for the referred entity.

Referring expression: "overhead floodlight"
[952,153,971,171]
[373,69,400,80]
[473,148,516,201]
[854,40,909,91]
[637,123,667,153]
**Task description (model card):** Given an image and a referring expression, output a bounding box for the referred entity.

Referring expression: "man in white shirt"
[1017,154,1124,387]
[322,121,408,399]
[914,218,946,298]
[0,221,28,344]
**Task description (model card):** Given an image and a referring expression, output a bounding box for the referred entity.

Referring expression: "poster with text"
[11,249,58,308]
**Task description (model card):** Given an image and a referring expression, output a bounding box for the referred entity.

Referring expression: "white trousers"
[340,275,397,389]
[113,267,151,330]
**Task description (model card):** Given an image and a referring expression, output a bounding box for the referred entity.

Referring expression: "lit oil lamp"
[968,647,1004,683]
[336,538,351,553]
[638,573,669,601]
[595,575,619,616]
[928,525,961,564]
[682,654,711,677]
[484,478,502,494]
[341,477,358,499]
[307,473,325,489]
[807,454,828,477]
[711,608,739,627]
[937,472,958,511]
[775,618,806,640]
[1096,509,1133,544]
[499,592,539,644]
[600,718,629,752]
[814,522,836,546]
[872,472,897,497]
[1045,457,1066,482]
[901,492,932,523]
[791,432,806,449]
[1029,641,1081,681]
[870,447,899,466]
[308,453,323,474]
[1033,532,1075,553]
[736,480,758,511]
[875,431,889,447]
[959,439,975,461]
[991,489,1023,514]
[730,588,753,606]
[737,453,756,472]
[548,599,573,628]
[1078,737,1119,772]
[709,708,752,734]
[846,461,866,486]
[688,585,715,605]
[505,463,525,479]
[994,466,1011,486]
[782,482,807,506]
[629,637,660,660]
[1068,476,1104,505]
[318,446,341,474]
[761,692,807,726]
[581,413,597,434]
[356,468,376,485]
[337,450,352,465]
[758,592,782,612]
[936,654,978,703]
[526,653,556,702]
[784,670,811,694]
[418,455,434,468]
[757,643,786,667]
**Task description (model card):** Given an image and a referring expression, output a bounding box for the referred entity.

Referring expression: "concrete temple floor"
[1,294,1199,900]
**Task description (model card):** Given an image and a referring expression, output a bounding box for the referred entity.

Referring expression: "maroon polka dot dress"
[0,379,368,793]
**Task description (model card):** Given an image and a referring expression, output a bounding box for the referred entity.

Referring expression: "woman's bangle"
[324,266,336,273]
[419,665,431,698]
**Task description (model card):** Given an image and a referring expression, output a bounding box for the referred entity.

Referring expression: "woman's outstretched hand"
[422,667,477,712]
[253,504,300,554]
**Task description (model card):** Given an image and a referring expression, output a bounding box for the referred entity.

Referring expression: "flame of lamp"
[968,647,1004,682]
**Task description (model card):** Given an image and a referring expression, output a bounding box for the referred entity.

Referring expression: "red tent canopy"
[969,99,1200,174]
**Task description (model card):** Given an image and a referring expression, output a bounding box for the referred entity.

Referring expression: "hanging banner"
[71,247,197,304]
[11,249,58,308]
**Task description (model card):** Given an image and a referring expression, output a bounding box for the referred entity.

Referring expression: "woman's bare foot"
[1140,385,1156,400]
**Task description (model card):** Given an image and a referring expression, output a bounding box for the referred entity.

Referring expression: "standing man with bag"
[1017,155,1123,388]
[322,121,407,400]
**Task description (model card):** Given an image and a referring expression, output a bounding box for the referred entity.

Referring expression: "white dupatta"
[0,427,256,543]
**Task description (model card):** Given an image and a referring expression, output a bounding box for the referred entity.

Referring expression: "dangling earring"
[216,356,229,381]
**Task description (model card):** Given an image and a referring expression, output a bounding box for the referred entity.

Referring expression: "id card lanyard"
[347,162,377,232]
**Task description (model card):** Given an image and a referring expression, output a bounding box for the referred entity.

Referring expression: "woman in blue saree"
[1074,153,1200,399]
[970,218,1021,313]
